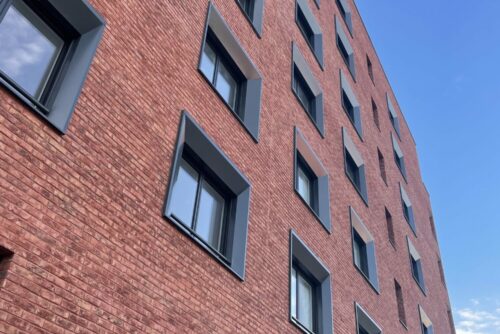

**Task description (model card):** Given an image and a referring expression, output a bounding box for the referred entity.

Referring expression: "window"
[295,0,324,67]
[385,208,395,248]
[407,237,426,293]
[335,16,355,79]
[336,0,353,34]
[367,55,374,82]
[199,3,263,141]
[235,0,264,36]
[372,98,380,130]
[292,43,325,136]
[164,111,251,279]
[343,128,368,204]
[0,246,14,288]
[429,215,437,240]
[392,133,407,180]
[378,149,387,185]
[290,231,332,334]
[419,306,434,334]
[340,70,362,137]
[438,258,446,285]
[350,207,379,291]
[400,184,416,234]
[394,280,407,326]
[355,304,382,334]
[294,128,331,231]
[0,0,105,132]
[387,94,401,138]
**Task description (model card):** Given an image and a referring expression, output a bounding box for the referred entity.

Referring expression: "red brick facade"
[0,0,454,333]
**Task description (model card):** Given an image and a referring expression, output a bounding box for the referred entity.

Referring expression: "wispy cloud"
[455,299,500,334]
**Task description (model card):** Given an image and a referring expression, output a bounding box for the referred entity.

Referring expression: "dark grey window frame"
[340,70,363,139]
[377,148,387,186]
[289,231,333,334]
[385,208,396,249]
[355,303,382,334]
[0,0,105,133]
[350,207,380,293]
[407,237,426,295]
[387,93,401,139]
[367,55,374,83]
[335,0,353,35]
[199,2,263,142]
[335,15,356,80]
[372,98,380,131]
[343,128,368,205]
[163,111,251,280]
[295,0,324,69]
[235,0,264,37]
[418,306,434,334]
[400,184,417,235]
[392,133,407,181]
[0,246,14,288]
[291,42,325,137]
[294,127,331,232]
[394,280,407,328]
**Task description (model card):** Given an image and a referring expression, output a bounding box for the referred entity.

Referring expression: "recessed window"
[336,0,353,34]
[407,237,426,293]
[400,184,416,234]
[340,70,362,137]
[372,98,380,130]
[377,149,387,185]
[355,304,382,334]
[199,3,263,141]
[392,133,407,180]
[367,55,374,82]
[294,128,331,231]
[448,309,456,334]
[419,306,434,334]
[292,43,325,136]
[387,93,401,138]
[0,246,14,288]
[395,280,407,326]
[236,0,264,36]
[343,128,368,204]
[385,208,396,248]
[335,16,356,79]
[290,231,332,334]
[164,111,251,279]
[0,0,105,132]
[430,215,437,240]
[350,207,379,291]
[295,0,324,67]
[438,258,446,285]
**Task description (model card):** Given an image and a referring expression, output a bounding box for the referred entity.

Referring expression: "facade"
[0,0,455,333]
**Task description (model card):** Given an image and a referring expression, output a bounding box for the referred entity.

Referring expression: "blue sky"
[355,0,500,333]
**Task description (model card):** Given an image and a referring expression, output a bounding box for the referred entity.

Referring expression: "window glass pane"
[239,0,253,19]
[411,257,419,279]
[297,8,314,48]
[297,166,311,205]
[338,36,350,65]
[195,180,225,251]
[0,0,64,99]
[353,233,362,268]
[358,326,369,334]
[200,41,217,83]
[169,159,199,227]
[342,90,355,121]
[291,267,297,319]
[216,61,238,109]
[346,151,360,187]
[298,274,314,331]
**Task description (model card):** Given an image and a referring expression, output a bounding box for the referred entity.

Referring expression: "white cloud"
[455,300,500,334]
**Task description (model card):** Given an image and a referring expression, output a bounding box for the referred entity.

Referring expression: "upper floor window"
[367,55,374,82]
[377,149,387,185]
[297,154,315,206]
[372,98,380,130]
[336,0,353,34]
[0,246,14,288]
[400,184,416,234]
[236,0,264,36]
[392,133,407,180]
[295,0,324,67]
[0,0,105,132]
[355,304,382,334]
[343,128,368,204]
[340,70,362,138]
[387,93,401,138]
[293,66,315,116]
[407,237,426,293]
[385,208,396,248]
[394,280,407,327]
[419,306,434,334]
[238,0,254,18]
[291,265,317,332]
[335,16,355,79]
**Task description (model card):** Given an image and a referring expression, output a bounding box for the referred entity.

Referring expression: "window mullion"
[191,173,204,232]
[212,54,220,86]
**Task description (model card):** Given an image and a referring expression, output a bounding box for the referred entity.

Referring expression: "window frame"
[392,133,407,181]
[394,280,407,328]
[355,303,382,334]
[367,55,374,83]
[340,70,363,138]
[295,0,324,68]
[377,148,387,186]
[400,184,417,235]
[343,128,368,205]
[291,262,320,333]
[0,246,14,288]
[293,65,316,117]
[235,0,264,37]
[418,306,434,334]
[0,0,105,133]
[407,237,426,294]
[387,93,401,138]
[371,98,380,130]
[385,208,396,249]
[335,15,356,80]
[335,0,353,35]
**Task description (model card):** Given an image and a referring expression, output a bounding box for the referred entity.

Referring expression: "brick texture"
[0,0,454,333]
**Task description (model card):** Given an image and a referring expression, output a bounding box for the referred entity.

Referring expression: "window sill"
[234,1,262,38]
[342,105,363,142]
[399,319,408,331]
[297,28,324,71]
[404,216,418,238]
[294,189,331,234]
[290,317,316,334]
[291,89,324,139]
[354,264,380,295]
[412,275,427,296]
[344,171,369,207]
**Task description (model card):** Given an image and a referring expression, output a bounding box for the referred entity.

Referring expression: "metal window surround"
[418,306,434,334]
[400,183,417,235]
[343,127,368,204]
[295,0,324,68]
[392,133,407,179]
[341,70,363,138]
[235,0,264,36]
[407,236,426,294]
[335,15,356,80]
[355,303,382,334]
[387,93,401,137]
[336,0,353,34]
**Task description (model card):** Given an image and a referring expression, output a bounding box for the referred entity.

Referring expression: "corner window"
[394,280,407,327]
[355,304,382,334]
[335,16,355,79]
[340,70,362,138]
[387,94,401,138]
[292,43,325,136]
[336,0,353,34]
[377,149,387,185]
[400,184,416,234]
[407,237,426,293]
[367,55,374,82]
[343,128,368,204]
[419,306,434,334]
[295,0,324,67]
[350,207,379,291]
[164,111,251,280]
[0,0,105,132]
[372,98,380,130]
[385,208,396,248]
[294,128,331,231]
[236,0,264,36]
[290,231,332,334]
[392,133,407,180]
[199,3,263,141]
[0,246,14,288]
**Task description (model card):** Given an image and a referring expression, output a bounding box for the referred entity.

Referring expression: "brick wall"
[0,0,453,333]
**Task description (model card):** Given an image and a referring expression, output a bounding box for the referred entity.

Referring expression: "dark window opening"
[403,202,411,223]
[385,208,395,247]
[293,65,315,117]
[394,151,405,175]
[345,150,360,189]
[0,246,14,287]
[336,0,346,19]
[297,6,315,49]
[342,90,355,123]
[395,280,406,325]
[430,215,437,240]
[296,154,317,211]
[372,99,380,129]
[337,35,350,67]
[200,29,244,115]
[378,149,387,185]
[367,55,374,82]
[353,230,369,277]
[291,263,319,333]
[238,0,254,19]
[358,326,370,334]
[438,259,446,285]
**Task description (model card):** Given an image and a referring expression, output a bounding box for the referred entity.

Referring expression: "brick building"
[0,0,455,333]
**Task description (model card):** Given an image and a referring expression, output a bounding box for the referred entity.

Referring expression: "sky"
[355,1,500,333]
